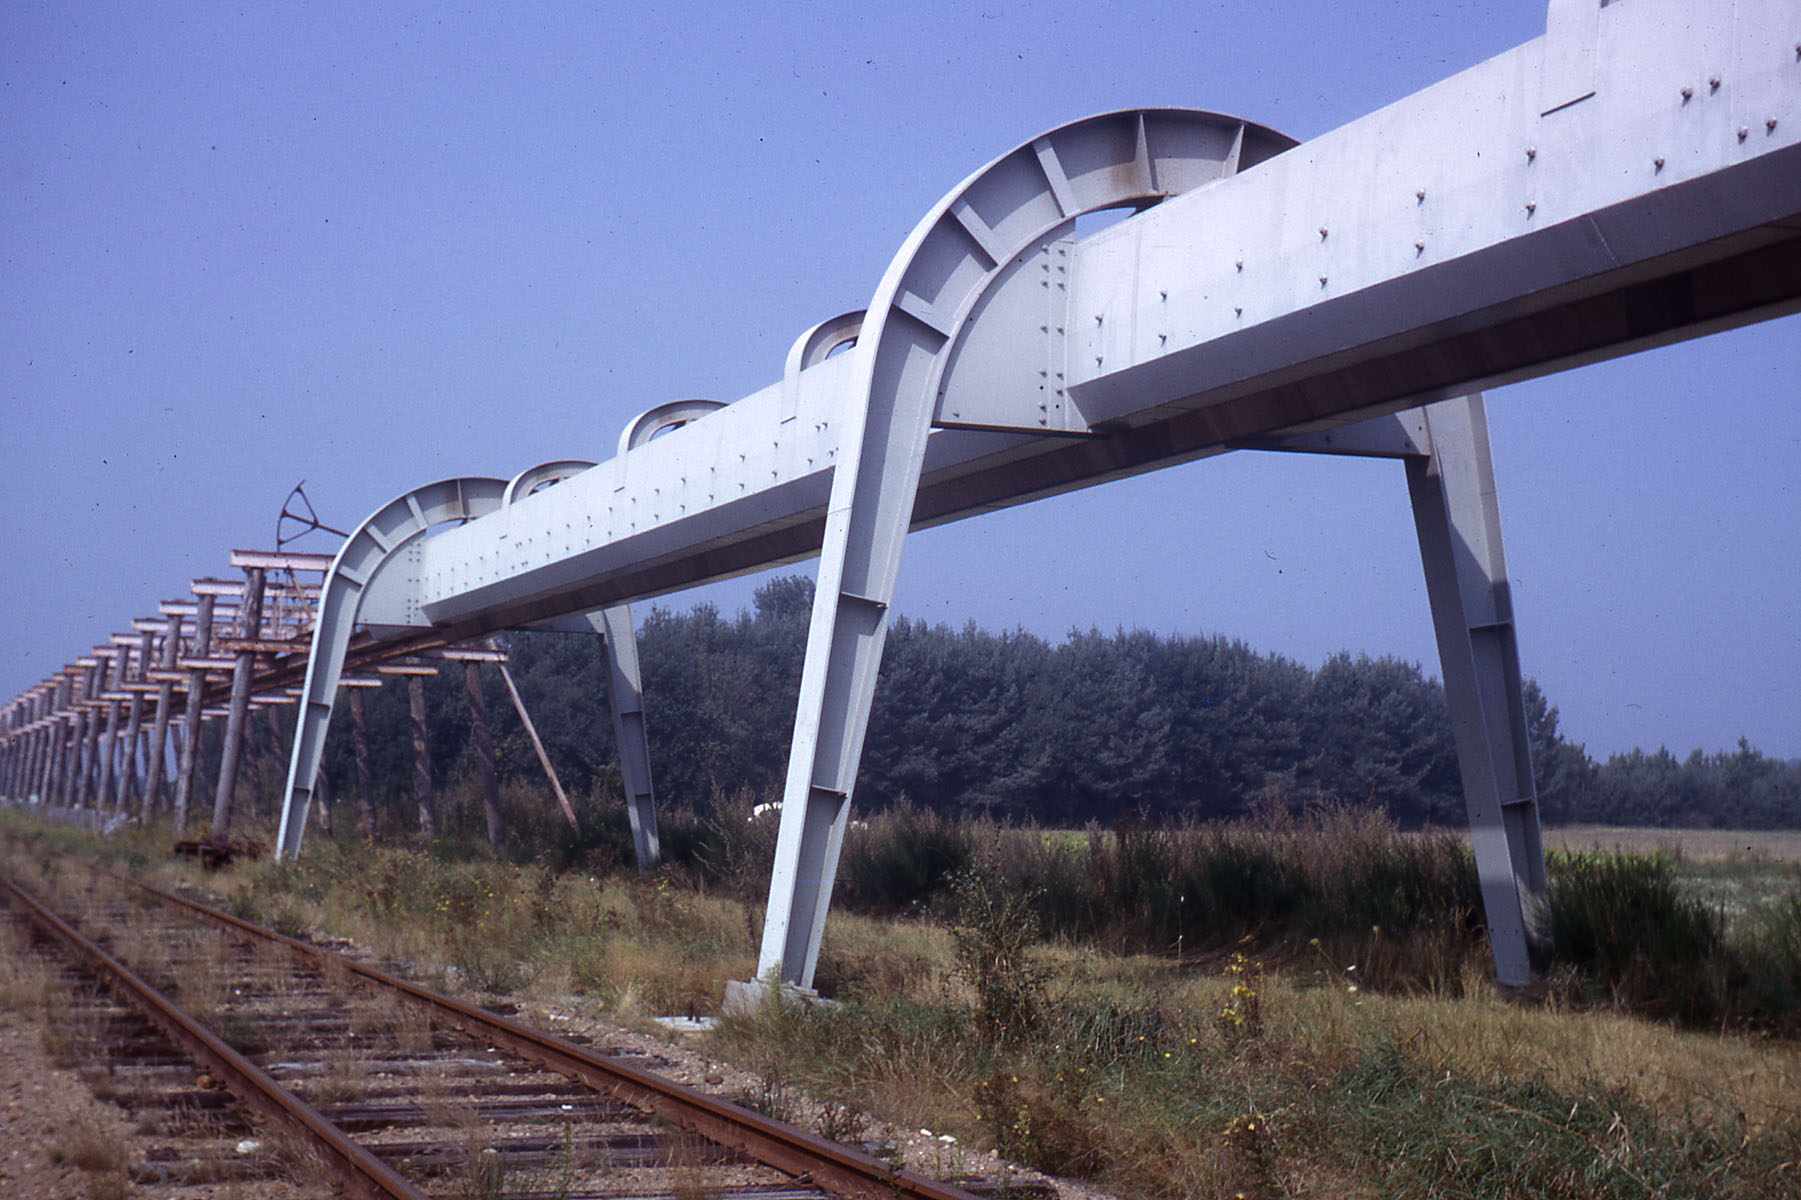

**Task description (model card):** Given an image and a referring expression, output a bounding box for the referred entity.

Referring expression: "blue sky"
[4,1,1796,762]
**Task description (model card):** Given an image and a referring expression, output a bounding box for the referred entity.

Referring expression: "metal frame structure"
[5,0,1798,994]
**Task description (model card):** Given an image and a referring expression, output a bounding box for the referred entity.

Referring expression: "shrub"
[838,802,974,912]
[949,863,1049,1046]
[1735,884,1801,1023]
[1546,850,1726,1021]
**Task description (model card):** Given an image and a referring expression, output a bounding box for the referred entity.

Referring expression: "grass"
[5,805,1801,1199]
[51,1118,126,1173]
[1549,825,1801,928]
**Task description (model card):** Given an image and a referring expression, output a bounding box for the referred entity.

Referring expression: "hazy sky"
[4,2,1796,762]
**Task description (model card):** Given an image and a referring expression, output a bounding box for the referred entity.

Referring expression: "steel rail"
[0,874,430,1200]
[117,868,981,1200]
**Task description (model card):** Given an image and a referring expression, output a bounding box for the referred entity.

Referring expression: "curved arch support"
[617,399,728,459]
[752,110,1295,995]
[503,460,598,507]
[276,477,507,859]
[782,311,865,420]
[786,311,865,375]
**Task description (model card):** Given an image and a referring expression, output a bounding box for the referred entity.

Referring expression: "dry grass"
[316,1044,368,1103]
[0,925,57,1013]
[8,810,1799,1199]
[1546,826,1801,863]
[1229,964,1801,1132]
[51,1117,127,1176]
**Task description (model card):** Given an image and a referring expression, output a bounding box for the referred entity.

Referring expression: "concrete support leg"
[173,594,217,834]
[591,605,660,873]
[213,567,267,833]
[1407,395,1547,987]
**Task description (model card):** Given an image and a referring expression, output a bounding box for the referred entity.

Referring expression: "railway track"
[0,839,990,1200]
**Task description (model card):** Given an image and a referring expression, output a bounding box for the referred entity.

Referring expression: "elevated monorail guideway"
[275,0,1801,995]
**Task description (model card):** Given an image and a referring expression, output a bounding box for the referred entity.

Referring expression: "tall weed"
[949,862,1049,1047]
[1546,850,1726,1022]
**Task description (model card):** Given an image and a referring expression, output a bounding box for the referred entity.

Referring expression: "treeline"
[313,576,1801,832]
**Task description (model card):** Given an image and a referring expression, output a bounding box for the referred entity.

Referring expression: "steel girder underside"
[276,0,1801,994]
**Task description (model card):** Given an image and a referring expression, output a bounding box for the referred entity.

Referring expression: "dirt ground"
[0,1002,135,1199]
[0,999,323,1200]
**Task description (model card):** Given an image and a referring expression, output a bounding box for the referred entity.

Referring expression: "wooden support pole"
[31,701,52,801]
[3,729,17,800]
[36,710,55,802]
[212,566,267,833]
[1,720,16,800]
[1,717,15,799]
[78,666,102,808]
[145,614,183,813]
[42,717,61,804]
[29,709,47,801]
[46,680,73,805]
[495,658,578,831]
[14,718,30,799]
[97,648,125,811]
[134,727,151,808]
[26,720,45,801]
[349,687,376,837]
[408,675,436,839]
[173,592,218,833]
[116,630,153,811]
[4,708,26,801]
[3,705,25,800]
[14,723,31,800]
[464,661,504,853]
